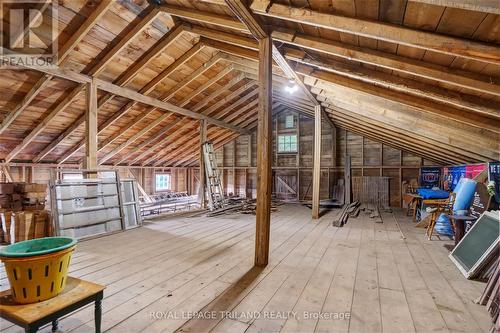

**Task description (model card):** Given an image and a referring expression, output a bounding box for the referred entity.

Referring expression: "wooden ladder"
[202,142,225,210]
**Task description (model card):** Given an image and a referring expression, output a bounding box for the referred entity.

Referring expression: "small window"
[278,134,297,153]
[155,173,171,191]
[285,115,294,128]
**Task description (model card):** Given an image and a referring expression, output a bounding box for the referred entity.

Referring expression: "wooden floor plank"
[0,206,490,333]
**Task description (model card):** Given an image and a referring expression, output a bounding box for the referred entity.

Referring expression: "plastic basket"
[0,237,76,304]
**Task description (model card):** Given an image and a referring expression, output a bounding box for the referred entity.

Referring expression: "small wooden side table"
[0,276,105,333]
[447,215,477,246]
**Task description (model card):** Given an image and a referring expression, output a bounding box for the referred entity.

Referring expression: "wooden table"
[0,277,105,333]
[403,193,422,222]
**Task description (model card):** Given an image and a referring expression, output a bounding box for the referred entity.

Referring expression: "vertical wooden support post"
[247,134,252,198]
[345,155,352,204]
[199,120,207,208]
[255,36,272,267]
[312,105,322,219]
[84,79,97,170]
[232,140,236,195]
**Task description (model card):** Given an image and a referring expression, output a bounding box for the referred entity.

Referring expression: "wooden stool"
[0,277,104,333]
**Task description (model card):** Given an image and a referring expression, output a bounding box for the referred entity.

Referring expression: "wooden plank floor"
[0,205,491,333]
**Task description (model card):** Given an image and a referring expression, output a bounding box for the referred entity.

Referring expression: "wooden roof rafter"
[159,4,500,97]
[97,64,237,164]
[4,4,162,163]
[116,72,248,166]
[0,0,115,137]
[250,1,500,65]
[34,21,189,163]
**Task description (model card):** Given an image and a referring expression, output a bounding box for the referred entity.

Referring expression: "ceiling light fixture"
[285,79,298,94]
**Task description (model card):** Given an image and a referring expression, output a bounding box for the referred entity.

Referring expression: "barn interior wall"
[1,111,433,207]
[194,109,436,207]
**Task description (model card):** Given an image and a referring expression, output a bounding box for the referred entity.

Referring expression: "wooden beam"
[161,4,248,33]
[140,41,205,94]
[161,52,223,101]
[57,39,206,164]
[408,0,500,14]
[99,63,230,155]
[322,103,482,163]
[4,85,85,163]
[42,24,186,161]
[114,118,182,166]
[88,7,161,76]
[296,63,500,133]
[224,0,267,39]
[313,87,499,161]
[1,0,112,139]
[58,0,115,65]
[255,36,272,267]
[252,1,500,65]
[312,104,321,219]
[139,74,249,166]
[156,8,500,95]
[199,120,207,208]
[84,80,98,169]
[0,74,52,135]
[272,30,500,97]
[95,77,247,133]
[99,113,175,164]
[284,48,500,120]
[33,116,84,162]
[113,23,187,87]
[3,6,160,163]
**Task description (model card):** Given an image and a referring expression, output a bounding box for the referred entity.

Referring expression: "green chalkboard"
[449,211,499,278]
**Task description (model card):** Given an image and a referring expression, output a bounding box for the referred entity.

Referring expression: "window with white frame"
[285,115,294,128]
[155,173,171,191]
[278,134,297,153]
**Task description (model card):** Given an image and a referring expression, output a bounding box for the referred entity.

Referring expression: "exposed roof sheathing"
[0,0,498,167]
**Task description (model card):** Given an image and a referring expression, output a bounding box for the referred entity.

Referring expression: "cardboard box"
[24,192,47,200]
[0,183,14,194]
[11,193,22,201]
[34,211,47,238]
[1,211,12,243]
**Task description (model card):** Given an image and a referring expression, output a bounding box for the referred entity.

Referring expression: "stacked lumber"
[332,201,360,227]
[360,203,383,223]
[0,182,50,244]
[206,198,281,217]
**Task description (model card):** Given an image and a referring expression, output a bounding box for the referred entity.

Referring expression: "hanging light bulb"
[284,79,298,94]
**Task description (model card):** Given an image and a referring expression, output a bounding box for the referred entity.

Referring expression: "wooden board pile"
[332,201,360,227]
[360,203,383,223]
[0,182,50,244]
[206,198,281,217]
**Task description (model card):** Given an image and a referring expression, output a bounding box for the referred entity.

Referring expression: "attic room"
[0,0,499,332]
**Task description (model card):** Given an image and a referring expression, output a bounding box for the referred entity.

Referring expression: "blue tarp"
[416,188,449,200]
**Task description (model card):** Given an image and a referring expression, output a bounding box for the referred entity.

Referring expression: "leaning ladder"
[202,142,225,210]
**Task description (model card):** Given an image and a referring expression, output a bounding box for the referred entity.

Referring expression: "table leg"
[52,319,59,332]
[25,327,38,333]
[95,299,102,333]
